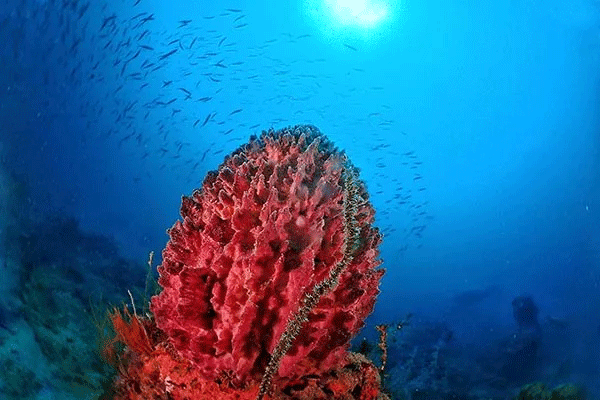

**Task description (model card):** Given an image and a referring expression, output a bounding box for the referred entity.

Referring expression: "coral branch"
[109,306,153,356]
[375,324,388,372]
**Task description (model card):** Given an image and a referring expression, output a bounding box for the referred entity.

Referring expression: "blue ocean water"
[0,0,598,398]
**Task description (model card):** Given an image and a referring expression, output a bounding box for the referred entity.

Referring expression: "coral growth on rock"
[106,308,387,400]
[516,382,586,400]
[106,125,387,399]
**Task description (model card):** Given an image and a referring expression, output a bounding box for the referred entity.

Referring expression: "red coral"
[108,316,388,400]
[150,125,384,386]
[108,306,154,356]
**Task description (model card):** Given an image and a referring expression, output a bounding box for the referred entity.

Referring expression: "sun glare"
[324,0,389,28]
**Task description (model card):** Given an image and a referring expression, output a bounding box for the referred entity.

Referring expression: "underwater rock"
[513,296,541,332]
[516,382,586,400]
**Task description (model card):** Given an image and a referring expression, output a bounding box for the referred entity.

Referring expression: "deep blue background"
[1,0,599,394]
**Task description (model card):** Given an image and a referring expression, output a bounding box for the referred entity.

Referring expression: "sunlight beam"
[324,0,389,28]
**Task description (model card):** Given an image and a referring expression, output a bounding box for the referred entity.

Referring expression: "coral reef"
[107,125,387,399]
[0,212,146,399]
[106,309,387,400]
[354,293,592,400]
[480,295,543,385]
[376,319,456,399]
[516,382,586,400]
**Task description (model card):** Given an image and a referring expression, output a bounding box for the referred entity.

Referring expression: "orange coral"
[108,306,153,356]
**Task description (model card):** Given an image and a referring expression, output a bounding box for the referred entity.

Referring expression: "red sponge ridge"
[150,125,384,384]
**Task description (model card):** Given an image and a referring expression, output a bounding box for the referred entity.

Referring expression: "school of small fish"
[0,0,432,253]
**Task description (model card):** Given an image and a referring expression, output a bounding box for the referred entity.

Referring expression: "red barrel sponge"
[150,124,384,386]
